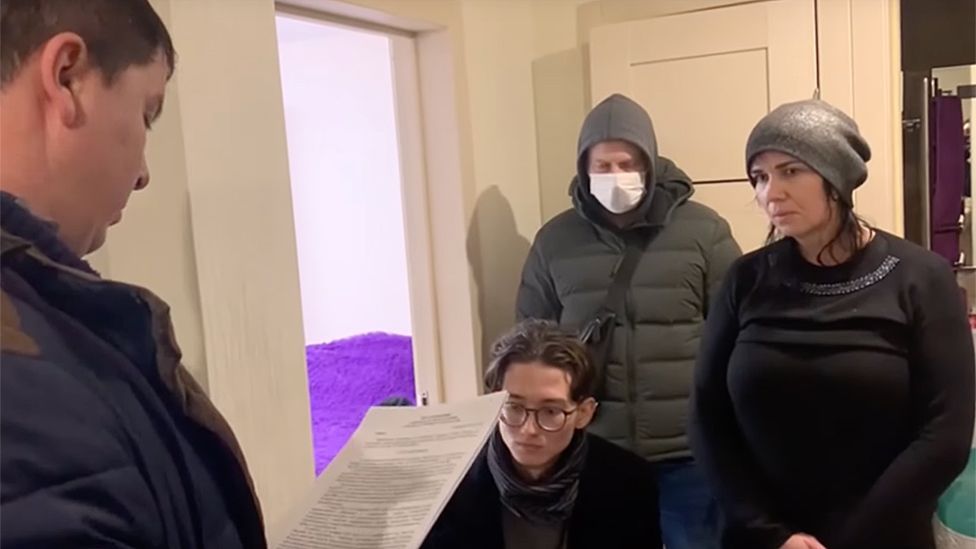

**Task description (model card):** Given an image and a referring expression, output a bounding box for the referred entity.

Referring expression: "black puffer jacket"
[516,94,742,460]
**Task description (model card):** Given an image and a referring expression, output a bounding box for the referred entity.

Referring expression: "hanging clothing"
[930,95,967,264]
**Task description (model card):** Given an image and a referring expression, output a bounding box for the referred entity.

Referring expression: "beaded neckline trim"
[798,255,900,296]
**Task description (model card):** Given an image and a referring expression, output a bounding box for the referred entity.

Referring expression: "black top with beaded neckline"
[691,230,975,549]
[779,232,901,296]
[779,228,894,290]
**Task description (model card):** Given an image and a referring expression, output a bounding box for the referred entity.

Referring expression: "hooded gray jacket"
[516,94,742,460]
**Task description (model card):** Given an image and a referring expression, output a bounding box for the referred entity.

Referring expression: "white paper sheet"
[271,391,508,549]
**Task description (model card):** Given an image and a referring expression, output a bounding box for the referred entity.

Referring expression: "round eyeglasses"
[499,402,578,432]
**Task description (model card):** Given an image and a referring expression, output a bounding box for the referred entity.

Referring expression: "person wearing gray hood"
[516,93,741,548]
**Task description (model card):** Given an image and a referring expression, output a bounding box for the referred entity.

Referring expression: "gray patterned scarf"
[486,428,589,526]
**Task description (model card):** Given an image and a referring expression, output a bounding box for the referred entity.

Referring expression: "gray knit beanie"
[745,99,871,206]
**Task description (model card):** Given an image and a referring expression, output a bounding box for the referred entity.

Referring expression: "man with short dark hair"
[0,1,264,547]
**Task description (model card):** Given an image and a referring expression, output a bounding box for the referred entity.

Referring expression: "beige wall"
[461,0,560,363]
[532,3,589,223]
[162,0,316,531]
[103,0,315,530]
[95,0,208,388]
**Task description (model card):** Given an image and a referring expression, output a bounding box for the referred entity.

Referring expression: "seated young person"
[422,319,663,549]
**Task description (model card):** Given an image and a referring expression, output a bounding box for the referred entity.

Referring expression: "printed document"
[271,391,508,549]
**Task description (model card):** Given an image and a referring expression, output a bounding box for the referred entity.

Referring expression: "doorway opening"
[275,12,416,473]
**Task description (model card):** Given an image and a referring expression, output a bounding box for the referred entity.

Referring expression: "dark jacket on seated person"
[0,193,265,548]
[422,431,662,549]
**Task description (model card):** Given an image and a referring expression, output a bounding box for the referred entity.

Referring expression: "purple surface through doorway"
[306,332,415,474]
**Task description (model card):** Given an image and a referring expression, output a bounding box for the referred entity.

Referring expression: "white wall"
[276,15,412,345]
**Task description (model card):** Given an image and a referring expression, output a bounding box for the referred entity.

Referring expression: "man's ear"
[574,397,598,430]
[37,33,90,128]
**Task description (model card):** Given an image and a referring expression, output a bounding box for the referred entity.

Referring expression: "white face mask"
[589,172,646,214]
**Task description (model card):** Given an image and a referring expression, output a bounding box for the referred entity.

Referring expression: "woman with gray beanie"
[690,99,975,549]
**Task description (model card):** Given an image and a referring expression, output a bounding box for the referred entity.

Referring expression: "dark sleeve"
[419,505,459,549]
[1,354,160,549]
[420,465,492,549]
[703,216,742,317]
[836,261,976,548]
[689,262,793,549]
[420,494,465,549]
[515,238,561,321]
[630,458,663,549]
[574,438,662,549]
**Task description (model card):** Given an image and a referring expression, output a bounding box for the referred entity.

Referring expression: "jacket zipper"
[621,229,654,455]
[612,234,640,453]
[625,270,638,452]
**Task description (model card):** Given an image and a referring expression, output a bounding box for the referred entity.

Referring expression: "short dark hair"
[484,319,596,402]
[1,0,176,88]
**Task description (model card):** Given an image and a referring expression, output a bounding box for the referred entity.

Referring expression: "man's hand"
[779,533,828,549]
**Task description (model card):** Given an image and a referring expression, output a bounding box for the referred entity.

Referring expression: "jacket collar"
[0,191,97,275]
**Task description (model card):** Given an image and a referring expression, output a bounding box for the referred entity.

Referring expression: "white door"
[590,0,818,251]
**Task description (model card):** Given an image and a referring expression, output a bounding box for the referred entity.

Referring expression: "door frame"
[275,3,446,405]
